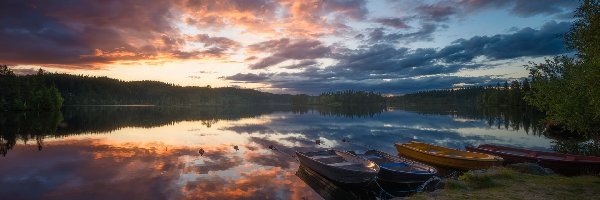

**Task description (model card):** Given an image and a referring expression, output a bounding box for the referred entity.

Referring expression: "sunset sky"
[1,0,577,94]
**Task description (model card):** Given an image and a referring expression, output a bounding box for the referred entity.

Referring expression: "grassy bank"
[409,167,600,200]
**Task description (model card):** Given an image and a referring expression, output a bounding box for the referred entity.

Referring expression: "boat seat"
[446,153,463,157]
[364,155,382,159]
[329,162,358,167]
[310,155,340,159]
[380,163,412,171]
[380,163,408,168]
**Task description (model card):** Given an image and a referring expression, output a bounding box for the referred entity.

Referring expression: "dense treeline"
[525,0,600,135]
[387,80,532,108]
[41,73,293,106]
[1,66,389,110]
[0,65,63,111]
[292,90,386,106]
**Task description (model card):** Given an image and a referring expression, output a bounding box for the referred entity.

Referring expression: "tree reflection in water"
[1,105,598,157]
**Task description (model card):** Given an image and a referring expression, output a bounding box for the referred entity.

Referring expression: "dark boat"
[466,144,600,174]
[296,150,380,184]
[296,164,418,199]
[295,165,377,200]
[356,150,437,185]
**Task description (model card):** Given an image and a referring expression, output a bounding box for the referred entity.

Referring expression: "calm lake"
[0,105,588,199]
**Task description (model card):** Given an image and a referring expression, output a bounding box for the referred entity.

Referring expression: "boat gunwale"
[397,141,503,162]
[364,150,437,175]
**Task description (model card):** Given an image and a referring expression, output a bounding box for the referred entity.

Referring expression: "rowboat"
[355,150,437,184]
[295,165,374,200]
[395,141,503,170]
[466,144,600,174]
[296,150,380,184]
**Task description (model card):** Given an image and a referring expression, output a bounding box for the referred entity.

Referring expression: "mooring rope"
[416,175,442,192]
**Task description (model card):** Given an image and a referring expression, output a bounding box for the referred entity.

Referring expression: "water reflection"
[1,105,598,199]
[0,139,318,200]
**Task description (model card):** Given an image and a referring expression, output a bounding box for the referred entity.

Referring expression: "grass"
[409,167,600,200]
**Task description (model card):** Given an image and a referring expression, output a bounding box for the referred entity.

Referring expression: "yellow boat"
[395,141,504,170]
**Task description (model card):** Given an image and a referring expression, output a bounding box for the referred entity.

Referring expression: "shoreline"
[408,167,600,200]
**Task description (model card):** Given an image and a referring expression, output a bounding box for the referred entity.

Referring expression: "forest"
[387,80,532,108]
[0,66,63,111]
[292,90,386,106]
[0,68,297,110]
[0,67,387,111]
[524,1,600,135]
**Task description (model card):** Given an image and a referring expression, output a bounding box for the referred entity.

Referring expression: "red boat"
[466,144,600,175]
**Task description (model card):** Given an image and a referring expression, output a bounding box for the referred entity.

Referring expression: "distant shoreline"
[63,105,156,107]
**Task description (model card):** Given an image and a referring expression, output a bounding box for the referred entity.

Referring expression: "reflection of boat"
[395,141,503,170]
[295,165,374,200]
[355,150,437,185]
[466,144,600,174]
[296,150,379,184]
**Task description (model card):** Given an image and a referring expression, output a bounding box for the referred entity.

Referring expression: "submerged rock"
[507,162,554,175]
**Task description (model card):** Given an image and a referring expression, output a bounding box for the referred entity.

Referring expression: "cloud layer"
[225,21,572,94]
[0,0,577,93]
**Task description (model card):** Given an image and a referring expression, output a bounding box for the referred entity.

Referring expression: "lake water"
[0,105,582,199]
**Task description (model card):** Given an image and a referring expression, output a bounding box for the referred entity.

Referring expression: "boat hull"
[361,150,437,184]
[296,150,378,184]
[395,142,503,170]
[466,145,600,175]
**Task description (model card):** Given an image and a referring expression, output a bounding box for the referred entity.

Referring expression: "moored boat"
[296,150,380,184]
[395,141,503,170]
[356,150,437,184]
[295,165,375,200]
[466,144,600,174]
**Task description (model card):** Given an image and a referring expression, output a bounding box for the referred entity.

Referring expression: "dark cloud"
[322,0,370,20]
[417,3,457,22]
[222,73,272,83]
[0,0,252,68]
[415,0,577,23]
[374,17,411,29]
[367,23,437,44]
[439,21,571,63]
[0,0,183,67]
[229,20,571,94]
[269,75,502,94]
[247,39,331,69]
[280,60,318,69]
[191,34,241,49]
[462,0,578,18]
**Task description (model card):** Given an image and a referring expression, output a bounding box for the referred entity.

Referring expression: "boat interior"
[404,142,493,159]
[362,151,431,173]
[303,150,376,171]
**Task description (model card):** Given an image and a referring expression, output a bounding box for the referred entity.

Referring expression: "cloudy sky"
[1,0,577,94]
